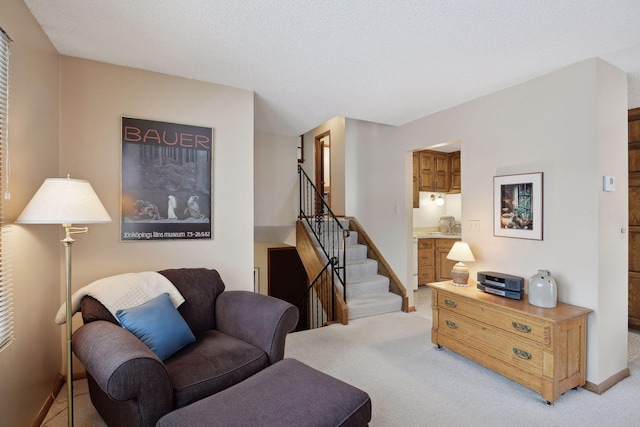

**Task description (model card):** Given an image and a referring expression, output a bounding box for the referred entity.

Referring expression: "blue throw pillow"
[115,293,195,360]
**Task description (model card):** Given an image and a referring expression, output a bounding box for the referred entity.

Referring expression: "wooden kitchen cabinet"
[413,152,419,208]
[418,238,459,286]
[418,238,435,285]
[418,150,449,193]
[449,151,461,194]
[427,280,591,403]
[434,238,457,281]
[412,150,461,205]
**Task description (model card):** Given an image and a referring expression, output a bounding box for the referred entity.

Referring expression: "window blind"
[0,28,13,353]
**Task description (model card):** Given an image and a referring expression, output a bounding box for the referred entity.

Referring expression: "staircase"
[296,165,406,327]
[304,218,404,320]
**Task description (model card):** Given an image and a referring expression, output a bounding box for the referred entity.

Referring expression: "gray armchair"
[73,268,299,427]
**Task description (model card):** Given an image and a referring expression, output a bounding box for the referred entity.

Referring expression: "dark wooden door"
[268,247,308,306]
[629,108,640,329]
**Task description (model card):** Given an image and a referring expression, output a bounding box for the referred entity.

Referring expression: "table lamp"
[446,241,475,286]
[16,176,111,427]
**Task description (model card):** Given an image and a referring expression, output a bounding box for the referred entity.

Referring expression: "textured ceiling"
[23,0,640,136]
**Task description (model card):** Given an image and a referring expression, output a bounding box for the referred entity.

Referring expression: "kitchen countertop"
[413,227,461,239]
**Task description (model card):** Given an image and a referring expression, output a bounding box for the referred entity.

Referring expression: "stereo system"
[476,271,525,300]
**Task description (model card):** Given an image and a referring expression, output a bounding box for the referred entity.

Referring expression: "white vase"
[528,269,557,308]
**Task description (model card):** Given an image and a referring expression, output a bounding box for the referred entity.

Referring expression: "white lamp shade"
[16,177,112,224]
[446,241,475,262]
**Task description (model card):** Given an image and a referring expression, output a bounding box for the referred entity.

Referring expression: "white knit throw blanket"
[55,271,185,325]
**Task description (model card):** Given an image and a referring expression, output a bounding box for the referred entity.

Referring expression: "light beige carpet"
[41,379,105,427]
[42,287,640,426]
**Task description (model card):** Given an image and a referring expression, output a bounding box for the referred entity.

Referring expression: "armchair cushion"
[165,330,268,408]
[116,293,196,360]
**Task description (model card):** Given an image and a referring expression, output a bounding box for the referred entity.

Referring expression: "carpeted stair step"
[345,258,379,281]
[346,274,390,299]
[347,293,403,320]
[312,241,364,265]
[342,244,368,261]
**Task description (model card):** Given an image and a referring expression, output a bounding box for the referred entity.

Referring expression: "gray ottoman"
[156,358,372,427]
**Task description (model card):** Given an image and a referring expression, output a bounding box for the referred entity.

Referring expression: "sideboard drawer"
[438,309,543,376]
[436,290,546,342]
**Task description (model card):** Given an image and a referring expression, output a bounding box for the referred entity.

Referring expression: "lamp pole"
[62,224,75,427]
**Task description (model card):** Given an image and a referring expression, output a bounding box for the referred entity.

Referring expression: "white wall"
[595,61,630,378]
[254,131,299,228]
[413,192,462,228]
[344,118,407,282]
[346,59,628,386]
[1,1,63,425]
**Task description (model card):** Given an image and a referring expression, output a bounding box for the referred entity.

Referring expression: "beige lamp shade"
[16,177,111,224]
[446,241,475,286]
[446,241,476,262]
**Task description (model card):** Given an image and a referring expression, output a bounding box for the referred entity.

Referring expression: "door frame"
[314,130,331,210]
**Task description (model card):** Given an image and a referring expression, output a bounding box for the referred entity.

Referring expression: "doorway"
[268,247,308,305]
[315,131,331,210]
[268,247,309,330]
[409,140,462,297]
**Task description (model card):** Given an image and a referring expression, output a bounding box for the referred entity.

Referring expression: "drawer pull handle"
[513,348,532,360]
[512,322,531,333]
[445,299,457,308]
[445,320,458,329]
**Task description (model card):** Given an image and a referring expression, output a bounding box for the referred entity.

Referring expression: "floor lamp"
[16,177,111,427]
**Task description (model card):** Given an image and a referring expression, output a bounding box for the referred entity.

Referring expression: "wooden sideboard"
[426,280,592,403]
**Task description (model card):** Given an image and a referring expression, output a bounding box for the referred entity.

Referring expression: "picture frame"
[493,172,543,240]
[120,116,213,241]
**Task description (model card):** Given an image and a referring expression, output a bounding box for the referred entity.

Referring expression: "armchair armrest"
[73,321,173,427]
[215,291,298,364]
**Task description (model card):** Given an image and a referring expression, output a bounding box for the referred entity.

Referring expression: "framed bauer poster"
[121,116,212,241]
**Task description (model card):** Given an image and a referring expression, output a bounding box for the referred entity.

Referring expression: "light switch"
[603,176,615,192]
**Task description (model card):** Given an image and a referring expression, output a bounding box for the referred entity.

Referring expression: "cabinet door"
[419,151,435,191]
[449,151,461,194]
[418,239,435,285]
[630,226,640,272]
[433,153,449,192]
[435,239,458,282]
[413,153,419,208]
[629,271,640,329]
